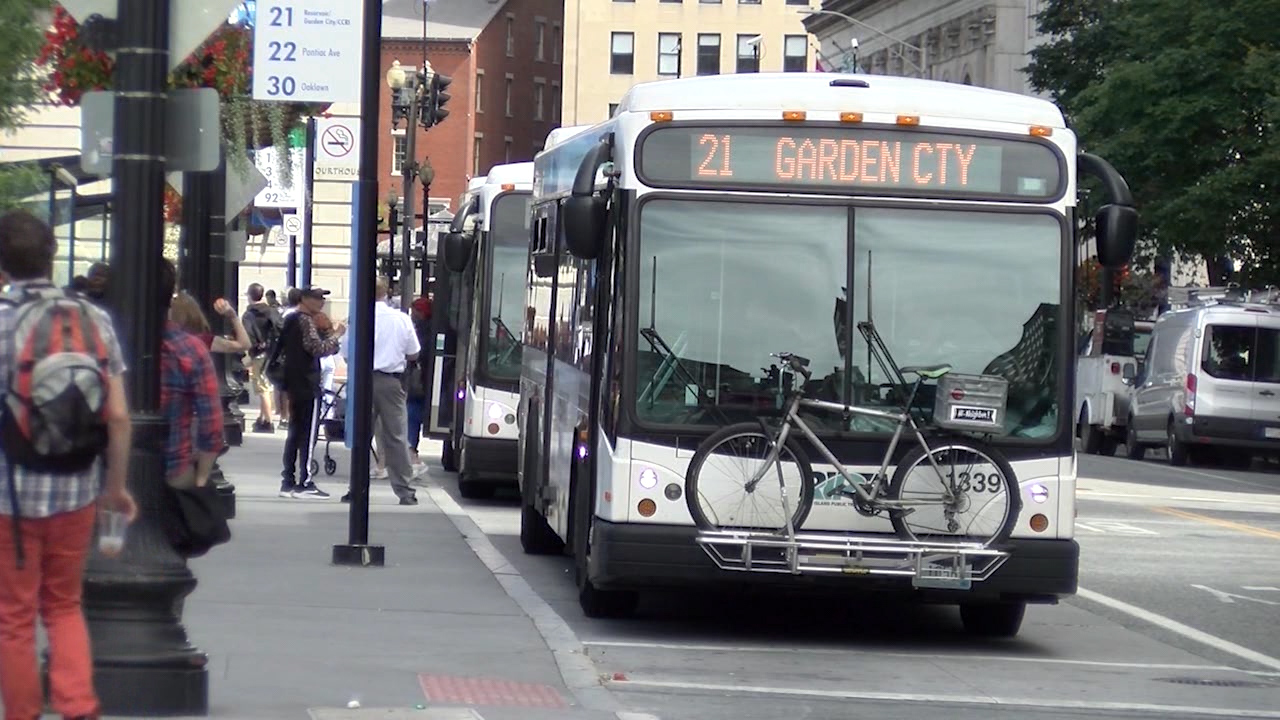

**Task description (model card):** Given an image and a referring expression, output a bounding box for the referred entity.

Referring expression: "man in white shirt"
[341,277,421,505]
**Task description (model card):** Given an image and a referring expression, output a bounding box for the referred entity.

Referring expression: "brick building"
[380,0,565,217]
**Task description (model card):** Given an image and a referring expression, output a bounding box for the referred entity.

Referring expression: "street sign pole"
[301,116,317,288]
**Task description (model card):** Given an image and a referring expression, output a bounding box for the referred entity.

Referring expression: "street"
[428,449,1280,720]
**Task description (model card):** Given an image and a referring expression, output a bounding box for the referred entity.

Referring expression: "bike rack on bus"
[694,529,1011,590]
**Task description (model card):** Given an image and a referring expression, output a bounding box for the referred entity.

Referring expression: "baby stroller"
[307,381,379,477]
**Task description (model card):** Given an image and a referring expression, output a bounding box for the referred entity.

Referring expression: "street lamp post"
[384,187,400,279]
[800,8,927,76]
[83,0,209,713]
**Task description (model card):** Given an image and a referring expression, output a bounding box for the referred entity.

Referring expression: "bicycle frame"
[744,375,957,538]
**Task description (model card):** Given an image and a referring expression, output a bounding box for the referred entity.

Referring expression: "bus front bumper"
[461,435,519,483]
[588,520,1078,604]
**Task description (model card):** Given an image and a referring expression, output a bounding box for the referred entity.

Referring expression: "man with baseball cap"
[276,285,345,499]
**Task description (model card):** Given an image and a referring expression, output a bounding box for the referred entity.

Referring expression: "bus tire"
[578,578,638,619]
[441,435,458,472]
[521,502,563,555]
[959,601,1026,638]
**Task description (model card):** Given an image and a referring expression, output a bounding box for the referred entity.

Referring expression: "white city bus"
[435,164,535,498]
[516,73,1137,635]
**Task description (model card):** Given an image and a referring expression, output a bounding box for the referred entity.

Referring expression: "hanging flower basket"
[37,3,330,218]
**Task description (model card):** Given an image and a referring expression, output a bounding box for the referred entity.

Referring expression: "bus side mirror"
[1095,204,1138,268]
[564,194,606,260]
[442,231,473,273]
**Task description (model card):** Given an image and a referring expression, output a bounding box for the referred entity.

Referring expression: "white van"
[1125,299,1280,467]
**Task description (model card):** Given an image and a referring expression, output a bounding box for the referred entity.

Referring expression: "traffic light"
[426,72,452,126]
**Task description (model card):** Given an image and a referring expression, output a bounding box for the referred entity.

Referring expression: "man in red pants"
[0,210,136,720]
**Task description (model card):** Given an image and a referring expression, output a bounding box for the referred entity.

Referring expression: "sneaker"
[341,493,352,503]
[253,420,275,433]
[293,482,331,499]
[399,495,418,506]
[278,481,298,498]
[411,462,428,478]
[373,467,389,480]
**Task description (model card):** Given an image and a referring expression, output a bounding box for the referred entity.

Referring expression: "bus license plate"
[1265,427,1280,439]
[914,554,973,590]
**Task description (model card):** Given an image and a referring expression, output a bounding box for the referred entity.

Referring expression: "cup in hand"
[97,507,129,556]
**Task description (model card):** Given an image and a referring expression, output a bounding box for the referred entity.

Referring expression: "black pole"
[84,0,209,713]
[180,173,211,300]
[207,163,238,519]
[301,116,317,288]
[68,183,77,282]
[286,229,297,288]
[333,0,386,567]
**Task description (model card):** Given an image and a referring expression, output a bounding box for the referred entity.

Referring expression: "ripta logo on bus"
[811,470,869,505]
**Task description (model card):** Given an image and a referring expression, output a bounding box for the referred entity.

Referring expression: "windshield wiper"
[491,317,519,365]
[639,327,732,424]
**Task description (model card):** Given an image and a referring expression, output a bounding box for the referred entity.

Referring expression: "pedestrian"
[275,287,303,430]
[158,261,225,488]
[170,291,251,355]
[277,286,344,499]
[341,277,421,505]
[406,295,433,472]
[242,283,284,432]
[265,288,280,309]
[0,209,136,720]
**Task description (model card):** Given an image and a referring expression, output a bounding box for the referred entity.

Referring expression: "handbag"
[160,471,231,558]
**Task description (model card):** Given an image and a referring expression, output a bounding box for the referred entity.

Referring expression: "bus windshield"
[632,199,1064,438]
[483,192,532,381]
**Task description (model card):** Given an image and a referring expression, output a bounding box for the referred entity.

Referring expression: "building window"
[783,35,808,72]
[534,80,545,121]
[553,24,562,63]
[608,103,619,117]
[739,0,761,4]
[473,135,483,175]
[696,34,720,75]
[505,74,513,117]
[504,137,513,162]
[551,83,561,122]
[535,21,546,61]
[474,71,484,112]
[658,33,681,77]
[785,0,808,4]
[505,17,514,56]
[699,0,722,4]
[660,0,682,3]
[737,34,761,73]
[610,32,634,74]
[391,132,406,175]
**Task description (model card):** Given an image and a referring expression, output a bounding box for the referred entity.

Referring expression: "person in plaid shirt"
[157,260,225,486]
[0,210,136,720]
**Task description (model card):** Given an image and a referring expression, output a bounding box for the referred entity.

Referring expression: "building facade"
[379,0,564,213]
[802,0,1050,96]
[563,0,817,125]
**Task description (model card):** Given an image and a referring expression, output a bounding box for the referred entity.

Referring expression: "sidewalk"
[98,431,630,720]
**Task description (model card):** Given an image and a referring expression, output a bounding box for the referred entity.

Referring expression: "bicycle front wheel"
[685,422,815,533]
[888,438,1020,546]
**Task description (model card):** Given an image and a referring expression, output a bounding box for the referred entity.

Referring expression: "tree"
[0,0,53,212]
[1027,0,1280,286]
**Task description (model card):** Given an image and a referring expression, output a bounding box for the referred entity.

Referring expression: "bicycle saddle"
[900,364,952,379]
[774,352,810,367]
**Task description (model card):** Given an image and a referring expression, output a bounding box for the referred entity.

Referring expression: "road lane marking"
[1082,460,1280,492]
[1076,520,1159,535]
[1076,587,1280,672]
[1192,585,1280,607]
[423,485,622,713]
[606,678,1280,718]
[1154,506,1280,540]
[583,639,1235,671]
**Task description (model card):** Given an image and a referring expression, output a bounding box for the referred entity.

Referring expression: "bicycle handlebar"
[772,352,812,380]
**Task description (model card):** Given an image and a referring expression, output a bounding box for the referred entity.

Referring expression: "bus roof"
[483,161,534,190]
[544,124,595,150]
[614,72,1067,129]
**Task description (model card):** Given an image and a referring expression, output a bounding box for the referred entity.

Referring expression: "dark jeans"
[282,389,316,486]
[407,395,426,453]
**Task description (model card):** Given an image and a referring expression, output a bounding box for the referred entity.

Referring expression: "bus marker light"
[1029,513,1049,532]
[637,499,657,517]
[664,483,681,501]
[638,467,659,489]
[840,112,863,123]
[577,444,589,459]
[1030,125,1054,137]
[1030,483,1049,503]
[505,414,516,425]
[896,115,920,126]
[650,111,674,122]
[501,183,516,191]
[487,423,500,435]
[782,110,806,121]
[456,389,465,400]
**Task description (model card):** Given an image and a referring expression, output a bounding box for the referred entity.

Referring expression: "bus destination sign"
[638,125,1062,200]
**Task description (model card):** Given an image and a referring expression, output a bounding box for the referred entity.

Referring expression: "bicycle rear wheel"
[887,437,1020,546]
[685,422,815,533]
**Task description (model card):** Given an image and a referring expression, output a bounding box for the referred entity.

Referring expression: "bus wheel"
[459,473,496,500]
[577,569,638,619]
[959,601,1025,638]
[441,435,458,472]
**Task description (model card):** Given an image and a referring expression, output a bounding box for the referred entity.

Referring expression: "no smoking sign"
[282,214,303,236]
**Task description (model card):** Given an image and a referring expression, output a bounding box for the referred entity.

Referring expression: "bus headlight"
[487,403,504,421]
[638,467,659,490]
[1030,483,1049,504]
